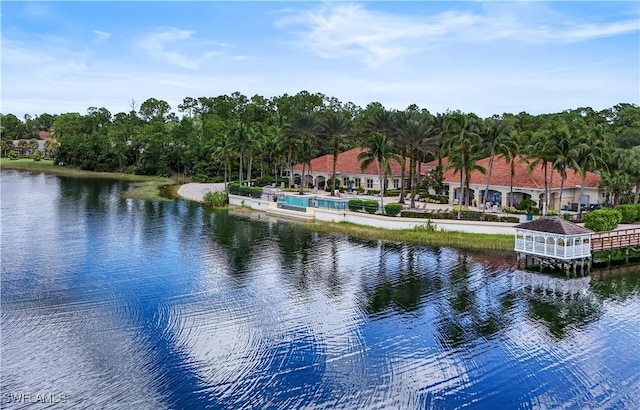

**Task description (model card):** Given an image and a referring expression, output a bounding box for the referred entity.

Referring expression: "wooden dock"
[591,227,640,252]
[591,227,640,267]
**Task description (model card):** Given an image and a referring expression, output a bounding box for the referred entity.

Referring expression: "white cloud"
[138,27,199,69]
[137,27,233,69]
[277,4,480,67]
[93,30,112,42]
[276,3,639,67]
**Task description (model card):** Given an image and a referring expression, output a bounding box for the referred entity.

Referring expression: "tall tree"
[212,132,235,189]
[287,112,320,194]
[548,121,581,213]
[229,122,255,184]
[0,114,27,140]
[525,128,558,214]
[395,110,438,208]
[575,125,608,216]
[442,112,481,219]
[358,132,398,214]
[479,116,513,213]
[321,111,352,195]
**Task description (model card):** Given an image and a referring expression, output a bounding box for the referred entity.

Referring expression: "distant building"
[425,155,601,210]
[36,131,51,140]
[291,148,429,191]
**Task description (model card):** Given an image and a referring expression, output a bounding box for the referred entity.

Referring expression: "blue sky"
[2,1,638,118]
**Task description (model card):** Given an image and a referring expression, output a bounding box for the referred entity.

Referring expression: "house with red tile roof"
[291,148,429,191]
[426,155,601,211]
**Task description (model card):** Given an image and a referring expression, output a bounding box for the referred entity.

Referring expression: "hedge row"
[348,199,380,214]
[228,183,263,198]
[255,177,289,188]
[614,204,640,223]
[401,210,519,223]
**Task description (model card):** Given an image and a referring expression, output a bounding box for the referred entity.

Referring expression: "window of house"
[343,177,349,186]
[366,179,373,189]
[355,178,362,188]
[393,179,399,189]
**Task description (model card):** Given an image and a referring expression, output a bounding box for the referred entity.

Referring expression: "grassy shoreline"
[230,206,514,251]
[297,221,513,251]
[3,159,514,250]
[1,158,176,201]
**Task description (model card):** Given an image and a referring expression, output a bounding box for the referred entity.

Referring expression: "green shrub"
[583,208,623,232]
[499,216,520,223]
[363,200,379,214]
[413,219,437,232]
[384,203,403,217]
[425,194,449,204]
[325,178,341,191]
[255,176,289,187]
[31,151,43,161]
[250,187,263,198]
[239,186,252,197]
[203,191,228,207]
[517,198,537,212]
[348,199,364,212]
[546,210,558,216]
[615,204,638,223]
[8,151,19,160]
[401,210,427,218]
[228,183,241,195]
[384,189,402,197]
[255,177,273,187]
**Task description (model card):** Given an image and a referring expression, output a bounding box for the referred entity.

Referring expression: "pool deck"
[176,183,637,235]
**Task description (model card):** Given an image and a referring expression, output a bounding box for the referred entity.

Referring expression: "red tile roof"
[293,148,429,176]
[36,131,50,140]
[429,155,600,189]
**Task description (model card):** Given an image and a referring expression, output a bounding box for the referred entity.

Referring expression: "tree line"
[1,91,639,212]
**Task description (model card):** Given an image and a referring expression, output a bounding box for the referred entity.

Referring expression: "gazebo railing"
[515,239,591,259]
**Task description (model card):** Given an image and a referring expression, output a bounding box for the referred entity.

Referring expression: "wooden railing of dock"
[591,227,640,252]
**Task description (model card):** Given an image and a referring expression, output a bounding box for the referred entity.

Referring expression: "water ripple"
[2,172,640,409]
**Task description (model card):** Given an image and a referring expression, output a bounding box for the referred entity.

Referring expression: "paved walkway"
[177,182,226,202]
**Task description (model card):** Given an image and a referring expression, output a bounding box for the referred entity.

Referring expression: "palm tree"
[549,122,581,213]
[395,111,438,208]
[229,121,254,184]
[211,133,235,190]
[479,116,513,213]
[296,137,318,193]
[261,124,286,184]
[500,130,522,208]
[599,147,634,206]
[442,112,481,219]
[321,111,352,195]
[575,125,608,217]
[369,109,407,202]
[358,132,398,214]
[286,112,320,193]
[525,129,557,215]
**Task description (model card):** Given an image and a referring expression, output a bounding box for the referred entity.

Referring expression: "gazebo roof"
[514,216,593,235]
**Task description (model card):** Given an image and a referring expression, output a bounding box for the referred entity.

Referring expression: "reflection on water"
[2,170,640,409]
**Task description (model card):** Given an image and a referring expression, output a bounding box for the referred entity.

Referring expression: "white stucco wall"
[229,195,516,235]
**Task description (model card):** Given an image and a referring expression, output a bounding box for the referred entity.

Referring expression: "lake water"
[2,171,639,409]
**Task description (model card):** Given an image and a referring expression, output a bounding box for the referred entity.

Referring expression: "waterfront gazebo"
[514,217,593,276]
